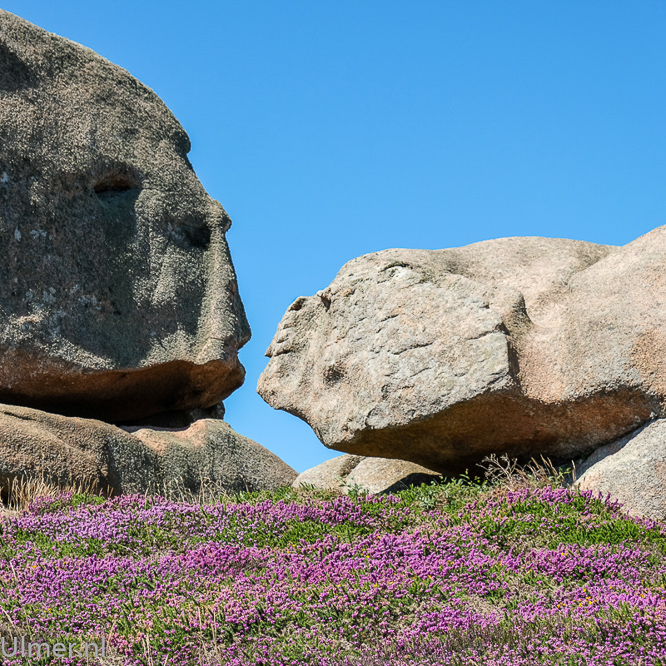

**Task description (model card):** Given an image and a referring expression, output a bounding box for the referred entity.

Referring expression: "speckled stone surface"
[0,11,250,422]
[260,229,666,474]
[0,403,295,495]
[576,420,666,520]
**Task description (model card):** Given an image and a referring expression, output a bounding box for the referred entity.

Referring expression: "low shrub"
[0,461,662,665]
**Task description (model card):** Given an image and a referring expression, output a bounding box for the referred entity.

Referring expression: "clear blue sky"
[5,1,666,472]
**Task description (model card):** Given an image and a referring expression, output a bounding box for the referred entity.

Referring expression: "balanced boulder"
[0,11,250,422]
[259,230,666,474]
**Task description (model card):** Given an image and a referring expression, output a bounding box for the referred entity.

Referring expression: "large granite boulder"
[259,229,666,474]
[0,11,249,422]
[0,404,296,497]
[575,420,666,521]
[293,454,441,494]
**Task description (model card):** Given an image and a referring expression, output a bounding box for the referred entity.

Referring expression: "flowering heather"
[0,479,664,664]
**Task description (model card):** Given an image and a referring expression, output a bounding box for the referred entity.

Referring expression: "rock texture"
[0,403,296,496]
[293,455,364,491]
[345,457,442,494]
[126,421,297,495]
[575,420,666,520]
[293,454,441,494]
[0,403,157,494]
[0,11,250,422]
[259,229,666,474]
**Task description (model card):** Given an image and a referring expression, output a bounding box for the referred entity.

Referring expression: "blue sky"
[5,1,666,472]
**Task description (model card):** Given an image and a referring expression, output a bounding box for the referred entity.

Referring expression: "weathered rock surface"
[0,403,157,494]
[293,454,441,494]
[575,420,666,520]
[125,421,297,495]
[0,11,250,422]
[292,455,364,490]
[259,229,666,474]
[345,457,442,494]
[0,404,295,496]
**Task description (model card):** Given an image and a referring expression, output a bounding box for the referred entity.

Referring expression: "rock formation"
[0,10,249,423]
[0,11,297,496]
[293,455,365,491]
[293,454,441,494]
[259,229,666,476]
[0,404,296,497]
[575,420,666,521]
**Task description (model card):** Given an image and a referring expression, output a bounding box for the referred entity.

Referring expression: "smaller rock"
[346,457,442,494]
[293,454,441,494]
[575,420,666,520]
[293,455,364,490]
[126,420,297,495]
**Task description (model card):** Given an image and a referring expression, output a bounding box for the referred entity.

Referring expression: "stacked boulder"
[6,10,666,513]
[0,10,296,495]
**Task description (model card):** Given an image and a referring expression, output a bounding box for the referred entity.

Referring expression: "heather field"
[0,470,665,665]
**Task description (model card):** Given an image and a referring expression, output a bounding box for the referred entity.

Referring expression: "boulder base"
[576,420,666,521]
[0,404,296,497]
